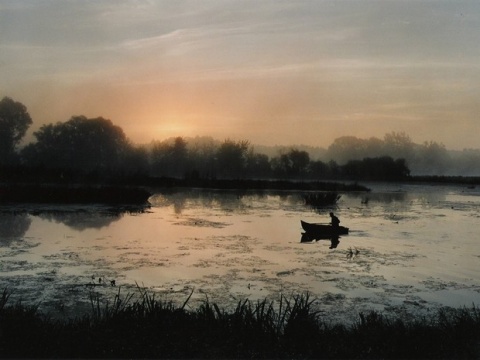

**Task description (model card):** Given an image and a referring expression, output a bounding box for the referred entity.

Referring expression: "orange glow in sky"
[1,1,480,149]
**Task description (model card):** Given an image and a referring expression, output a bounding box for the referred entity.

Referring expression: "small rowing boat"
[300,220,349,237]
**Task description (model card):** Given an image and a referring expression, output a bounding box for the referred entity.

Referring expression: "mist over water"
[1,183,479,323]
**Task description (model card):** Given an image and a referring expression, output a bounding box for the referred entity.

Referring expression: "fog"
[255,132,480,177]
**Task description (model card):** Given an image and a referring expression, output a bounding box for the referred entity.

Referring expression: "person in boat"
[329,212,340,228]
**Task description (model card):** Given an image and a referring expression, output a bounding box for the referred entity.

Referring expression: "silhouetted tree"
[326,136,369,164]
[328,160,341,179]
[308,160,330,179]
[188,136,218,179]
[271,148,310,178]
[323,132,458,175]
[277,153,291,176]
[150,137,190,178]
[342,156,410,180]
[413,141,450,175]
[0,97,32,165]
[22,116,131,177]
[217,139,249,178]
[364,136,385,156]
[394,158,411,178]
[289,149,310,177]
[341,159,362,180]
[170,137,189,177]
[383,132,414,161]
[150,141,170,176]
[245,149,271,178]
[121,144,149,178]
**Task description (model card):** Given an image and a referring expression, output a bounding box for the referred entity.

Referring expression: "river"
[1,182,479,323]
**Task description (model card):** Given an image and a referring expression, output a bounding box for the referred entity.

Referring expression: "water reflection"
[345,187,448,206]
[150,189,443,218]
[300,233,341,249]
[0,205,149,234]
[38,211,122,231]
[1,184,479,322]
[149,188,423,228]
[151,189,347,216]
[0,213,31,246]
[150,189,261,214]
[37,205,150,230]
[345,191,407,204]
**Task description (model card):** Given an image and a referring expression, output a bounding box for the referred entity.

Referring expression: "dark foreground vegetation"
[1,288,479,359]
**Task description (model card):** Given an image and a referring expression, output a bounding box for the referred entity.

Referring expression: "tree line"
[0,96,439,184]
[324,133,480,176]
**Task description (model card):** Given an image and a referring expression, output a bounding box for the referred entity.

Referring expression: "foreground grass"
[1,288,480,358]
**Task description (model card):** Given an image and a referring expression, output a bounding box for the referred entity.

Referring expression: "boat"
[300,220,349,238]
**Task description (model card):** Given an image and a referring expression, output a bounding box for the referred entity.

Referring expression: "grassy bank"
[409,175,480,186]
[1,288,479,358]
[0,184,152,204]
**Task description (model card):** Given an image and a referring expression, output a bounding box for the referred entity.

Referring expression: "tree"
[121,144,149,177]
[341,156,410,180]
[413,141,450,175]
[308,160,330,179]
[187,136,218,179]
[170,137,189,177]
[22,116,130,176]
[326,136,368,164]
[245,150,271,178]
[149,137,190,177]
[217,139,250,178]
[288,149,310,177]
[0,97,32,164]
[272,148,310,178]
[150,140,170,176]
[383,132,414,161]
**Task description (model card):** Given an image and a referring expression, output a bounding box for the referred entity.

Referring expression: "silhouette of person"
[329,212,340,228]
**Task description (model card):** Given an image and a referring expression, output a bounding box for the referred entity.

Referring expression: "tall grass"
[1,287,480,358]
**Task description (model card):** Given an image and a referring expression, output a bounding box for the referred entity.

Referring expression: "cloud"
[2,0,480,150]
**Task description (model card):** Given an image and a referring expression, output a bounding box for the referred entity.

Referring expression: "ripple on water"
[1,185,480,322]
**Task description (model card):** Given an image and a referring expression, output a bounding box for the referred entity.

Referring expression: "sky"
[1,0,480,150]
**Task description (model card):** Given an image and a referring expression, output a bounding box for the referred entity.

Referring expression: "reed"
[1,287,479,358]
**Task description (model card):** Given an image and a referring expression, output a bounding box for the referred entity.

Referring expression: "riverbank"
[139,176,371,192]
[0,179,369,205]
[0,184,152,204]
[1,289,478,358]
[408,175,480,186]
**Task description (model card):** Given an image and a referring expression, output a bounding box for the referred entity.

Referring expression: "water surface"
[1,183,479,323]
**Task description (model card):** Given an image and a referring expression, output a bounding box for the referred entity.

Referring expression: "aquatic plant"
[1,287,480,358]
